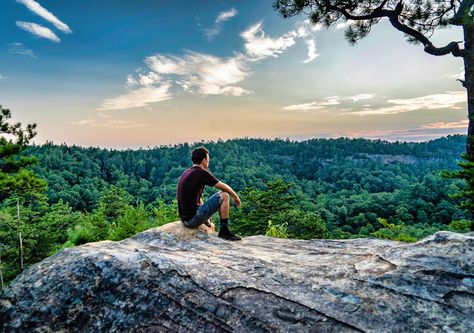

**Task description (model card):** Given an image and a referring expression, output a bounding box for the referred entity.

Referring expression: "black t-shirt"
[177,166,219,221]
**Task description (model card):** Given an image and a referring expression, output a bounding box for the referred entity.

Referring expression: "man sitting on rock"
[177,146,242,241]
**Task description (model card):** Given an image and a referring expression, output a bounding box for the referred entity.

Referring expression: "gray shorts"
[182,192,223,228]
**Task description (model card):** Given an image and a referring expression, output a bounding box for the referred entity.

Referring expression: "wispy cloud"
[421,120,468,129]
[445,66,465,81]
[283,94,373,112]
[126,72,162,87]
[330,120,467,141]
[99,83,173,111]
[70,118,95,126]
[147,52,251,96]
[320,96,341,106]
[285,91,466,116]
[282,98,339,112]
[101,51,251,110]
[70,118,149,129]
[282,102,325,112]
[241,22,297,61]
[101,20,321,110]
[349,94,375,102]
[241,21,319,63]
[343,91,466,116]
[16,21,60,42]
[204,8,237,41]
[303,40,318,64]
[16,0,72,33]
[0,74,7,80]
[216,8,238,23]
[8,42,37,58]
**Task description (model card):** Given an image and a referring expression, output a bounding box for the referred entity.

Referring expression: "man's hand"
[233,195,241,208]
[214,181,241,208]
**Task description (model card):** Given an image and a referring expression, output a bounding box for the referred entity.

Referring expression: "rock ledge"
[1,222,473,332]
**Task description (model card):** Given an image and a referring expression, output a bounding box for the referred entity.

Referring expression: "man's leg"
[218,191,230,219]
[184,192,223,228]
[217,191,241,241]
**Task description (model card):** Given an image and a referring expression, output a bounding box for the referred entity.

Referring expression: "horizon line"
[29,134,467,152]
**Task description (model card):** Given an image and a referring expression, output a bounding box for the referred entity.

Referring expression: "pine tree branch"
[329,1,467,58]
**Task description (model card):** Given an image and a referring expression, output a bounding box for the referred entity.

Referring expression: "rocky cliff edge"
[1,221,473,332]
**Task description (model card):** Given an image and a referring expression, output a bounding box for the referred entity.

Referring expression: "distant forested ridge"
[27,134,471,235]
[1,135,470,286]
[27,135,466,211]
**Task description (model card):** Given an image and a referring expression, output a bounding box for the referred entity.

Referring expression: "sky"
[0,0,468,149]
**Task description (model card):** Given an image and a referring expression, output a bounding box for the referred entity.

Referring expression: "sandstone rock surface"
[1,221,473,332]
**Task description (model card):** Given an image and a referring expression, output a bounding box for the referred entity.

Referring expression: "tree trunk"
[0,254,4,290]
[17,198,24,271]
[463,24,474,229]
[464,26,474,160]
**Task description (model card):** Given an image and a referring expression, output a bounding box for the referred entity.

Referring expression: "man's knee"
[219,191,230,201]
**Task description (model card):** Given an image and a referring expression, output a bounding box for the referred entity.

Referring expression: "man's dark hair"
[192,146,209,164]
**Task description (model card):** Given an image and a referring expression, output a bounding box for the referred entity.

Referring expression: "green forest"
[1,111,472,287]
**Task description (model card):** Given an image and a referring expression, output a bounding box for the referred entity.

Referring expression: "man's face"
[203,154,210,169]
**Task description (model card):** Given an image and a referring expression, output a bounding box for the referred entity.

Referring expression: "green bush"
[447,219,471,233]
[265,220,288,238]
[108,203,150,241]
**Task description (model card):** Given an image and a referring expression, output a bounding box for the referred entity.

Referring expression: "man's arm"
[214,181,241,208]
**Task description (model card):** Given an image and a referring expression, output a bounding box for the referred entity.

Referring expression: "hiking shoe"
[218,226,242,241]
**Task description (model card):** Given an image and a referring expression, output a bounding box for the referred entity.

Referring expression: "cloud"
[101,51,251,110]
[241,22,297,61]
[336,20,356,30]
[101,20,320,110]
[16,21,60,42]
[70,118,95,126]
[446,67,465,81]
[284,95,378,112]
[343,91,466,116]
[330,120,468,141]
[0,74,6,80]
[70,118,149,129]
[303,40,318,64]
[303,19,323,32]
[349,94,375,102]
[8,42,37,58]
[282,96,341,111]
[216,8,238,24]
[241,21,321,63]
[98,112,111,119]
[126,72,162,87]
[282,91,466,116]
[16,0,72,33]
[146,52,251,96]
[99,83,173,110]
[282,102,325,112]
[320,96,341,106]
[204,8,238,41]
[421,120,468,129]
